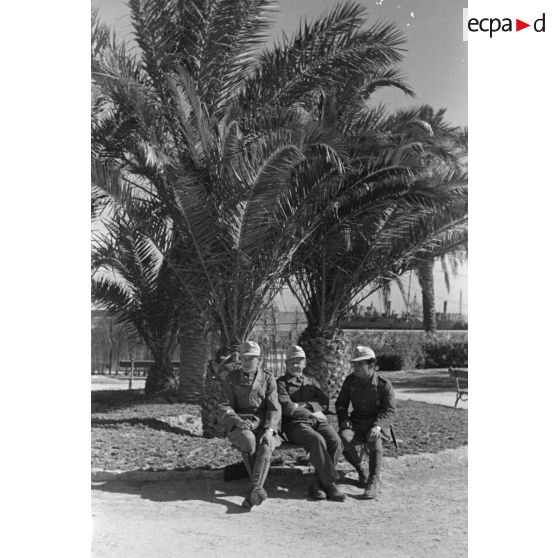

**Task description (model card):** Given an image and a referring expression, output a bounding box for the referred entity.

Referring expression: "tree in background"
[289,105,467,397]
[91,161,184,394]
[413,122,468,333]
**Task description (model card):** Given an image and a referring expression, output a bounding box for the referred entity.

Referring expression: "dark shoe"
[324,483,346,502]
[241,487,268,510]
[356,468,367,488]
[309,479,326,500]
[363,477,379,500]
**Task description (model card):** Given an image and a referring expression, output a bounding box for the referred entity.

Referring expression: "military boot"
[308,477,326,500]
[242,444,271,510]
[241,452,254,477]
[363,476,379,499]
[342,450,367,488]
[363,448,382,499]
[324,482,346,502]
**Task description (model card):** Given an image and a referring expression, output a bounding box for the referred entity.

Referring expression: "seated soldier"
[218,341,281,510]
[277,345,346,502]
[336,345,396,500]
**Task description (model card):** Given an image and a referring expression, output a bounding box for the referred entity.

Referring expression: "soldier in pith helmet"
[218,341,281,510]
[336,345,396,500]
[277,345,346,502]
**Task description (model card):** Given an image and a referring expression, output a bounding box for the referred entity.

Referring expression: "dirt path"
[92,447,467,558]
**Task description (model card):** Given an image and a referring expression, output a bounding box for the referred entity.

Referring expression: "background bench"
[118,360,180,388]
[448,367,468,407]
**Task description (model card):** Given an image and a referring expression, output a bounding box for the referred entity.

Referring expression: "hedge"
[344,330,468,371]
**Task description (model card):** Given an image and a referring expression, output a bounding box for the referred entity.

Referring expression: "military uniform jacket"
[276,373,329,431]
[219,367,281,433]
[335,372,396,432]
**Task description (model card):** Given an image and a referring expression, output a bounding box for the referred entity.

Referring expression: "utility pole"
[459,289,463,321]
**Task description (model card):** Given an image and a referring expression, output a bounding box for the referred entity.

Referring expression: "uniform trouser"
[339,423,383,480]
[285,419,343,488]
[227,427,280,489]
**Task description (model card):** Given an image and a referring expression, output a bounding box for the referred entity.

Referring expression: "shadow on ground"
[91,416,199,437]
[92,475,352,515]
[91,467,367,515]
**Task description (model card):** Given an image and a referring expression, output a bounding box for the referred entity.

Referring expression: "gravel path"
[92,447,467,558]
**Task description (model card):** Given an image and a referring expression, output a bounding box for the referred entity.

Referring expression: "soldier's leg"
[363,436,383,500]
[316,421,343,469]
[339,428,362,469]
[227,428,257,475]
[288,423,337,488]
[367,436,383,478]
[242,432,280,509]
[339,427,367,486]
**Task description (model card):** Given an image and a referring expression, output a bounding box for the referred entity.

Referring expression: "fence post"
[129,359,134,390]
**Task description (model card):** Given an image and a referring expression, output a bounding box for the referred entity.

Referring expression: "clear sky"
[92,0,468,314]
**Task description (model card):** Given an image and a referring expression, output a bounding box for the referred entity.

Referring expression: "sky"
[93,0,467,124]
[92,0,468,315]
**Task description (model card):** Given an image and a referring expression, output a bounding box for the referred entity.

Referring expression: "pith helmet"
[350,345,376,361]
[286,345,306,360]
[239,340,261,357]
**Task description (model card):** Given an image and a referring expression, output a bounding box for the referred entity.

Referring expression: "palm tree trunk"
[201,345,241,438]
[178,311,210,403]
[145,356,177,395]
[417,258,437,333]
[297,325,351,402]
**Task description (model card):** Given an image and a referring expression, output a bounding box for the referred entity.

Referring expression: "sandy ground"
[92,447,467,558]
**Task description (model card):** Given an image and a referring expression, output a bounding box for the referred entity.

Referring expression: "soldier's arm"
[374,380,396,431]
[263,375,281,431]
[335,377,351,424]
[276,376,299,418]
[304,380,330,413]
[218,374,243,432]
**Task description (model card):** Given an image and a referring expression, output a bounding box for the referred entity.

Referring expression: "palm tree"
[289,105,468,397]
[413,123,468,333]
[92,0,412,435]
[416,257,437,332]
[91,161,184,394]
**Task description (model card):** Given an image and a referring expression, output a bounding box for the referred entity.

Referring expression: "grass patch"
[92,389,467,471]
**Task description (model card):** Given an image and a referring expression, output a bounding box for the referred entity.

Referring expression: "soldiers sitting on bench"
[336,345,396,500]
[277,345,346,502]
[218,341,281,510]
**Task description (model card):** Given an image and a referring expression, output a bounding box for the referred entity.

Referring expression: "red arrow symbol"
[516,19,530,31]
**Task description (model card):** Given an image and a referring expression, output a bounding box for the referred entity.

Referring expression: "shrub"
[345,330,426,369]
[344,330,467,369]
[376,353,404,371]
[422,340,468,368]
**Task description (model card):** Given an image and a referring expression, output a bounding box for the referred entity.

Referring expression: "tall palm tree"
[413,122,468,333]
[289,105,468,396]
[92,0,411,435]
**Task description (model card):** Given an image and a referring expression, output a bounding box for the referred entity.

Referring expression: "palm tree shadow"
[92,475,310,515]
